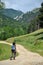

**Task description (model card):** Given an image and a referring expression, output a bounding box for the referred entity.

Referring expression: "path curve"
[0,41,43,65]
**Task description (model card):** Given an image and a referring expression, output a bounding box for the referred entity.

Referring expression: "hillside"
[6,29,43,56]
[0,9,23,18]
[18,8,39,22]
[0,7,42,40]
[0,43,11,60]
[0,8,39,21]
[18,8,40,30]
[0,13,25,40]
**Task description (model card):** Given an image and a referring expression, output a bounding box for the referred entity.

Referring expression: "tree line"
[27,2,43,33]
[0,1,43,40]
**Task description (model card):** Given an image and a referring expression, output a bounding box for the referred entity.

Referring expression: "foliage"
[0,43,18,60]
[0,14,25,40]
[0,2,43,40]
[0,43,11,60]
[27,2,43,33]
[38,2,43,28]
[14,29,43,56]
[0,9,23,18]
[0,2,5,9]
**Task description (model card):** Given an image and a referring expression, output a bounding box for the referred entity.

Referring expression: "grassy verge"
[6,29,43,56]
[0,43,18,61]
[14,29,43,56]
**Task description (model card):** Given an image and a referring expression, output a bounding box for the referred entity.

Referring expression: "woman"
[10,42,16,60]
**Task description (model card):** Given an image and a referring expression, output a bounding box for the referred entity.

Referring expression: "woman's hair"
[13,42,15,45]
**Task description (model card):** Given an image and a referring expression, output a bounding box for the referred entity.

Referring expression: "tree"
[0,2,5,9]
[38,2,43,28]
[27,18,38,33]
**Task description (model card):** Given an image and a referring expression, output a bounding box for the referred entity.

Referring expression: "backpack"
[11,45,15,50]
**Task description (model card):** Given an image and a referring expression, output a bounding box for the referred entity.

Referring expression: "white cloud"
[2,0,43,12]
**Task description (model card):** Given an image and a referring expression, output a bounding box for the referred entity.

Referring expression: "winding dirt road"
[0,41,43,65]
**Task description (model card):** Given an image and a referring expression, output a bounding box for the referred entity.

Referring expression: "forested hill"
[0,13,20,28]
[0,13,26,40]
[18,8,40,23]
[0,2,43,40]
[0,8,41,40]
[0,8,39,21]
[0,9,23,18]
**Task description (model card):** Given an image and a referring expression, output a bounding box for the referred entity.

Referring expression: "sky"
[2,0,43,12]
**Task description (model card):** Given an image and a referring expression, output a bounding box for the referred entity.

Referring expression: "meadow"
[7,29,43,56]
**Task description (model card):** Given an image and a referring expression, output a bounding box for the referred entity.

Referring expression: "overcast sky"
[2,0,43,12]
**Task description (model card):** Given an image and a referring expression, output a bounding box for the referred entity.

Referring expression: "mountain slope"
[17,8,40,31]
[19,8,40,22]
[0,9,23,18]
[0,8,41,40]
[6,29,43,56]
[0,13,26,40]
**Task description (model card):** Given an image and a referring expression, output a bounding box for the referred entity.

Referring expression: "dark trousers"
[10,50,16,60]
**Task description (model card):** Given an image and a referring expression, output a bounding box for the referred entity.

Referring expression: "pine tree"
[38,2,43,28]
[0,1,5,9]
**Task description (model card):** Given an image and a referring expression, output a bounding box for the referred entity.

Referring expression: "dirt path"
[0,41,43,65]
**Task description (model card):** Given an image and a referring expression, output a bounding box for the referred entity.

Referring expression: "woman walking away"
[10,42,16,60]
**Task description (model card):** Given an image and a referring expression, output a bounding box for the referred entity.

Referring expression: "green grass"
[0,43,18,61]
[6,29,43,56]
[14,29,43,56]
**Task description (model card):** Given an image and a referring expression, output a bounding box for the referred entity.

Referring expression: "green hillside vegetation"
[6,29,43,56]
[0,10,39,40]
[18,8,39,27]
[0,8,40,38]
[0,43,18,60]
[0,43,11,60]
[0,1,25,40]
[0,2,43,41]
[13,29,43,56]
[0,9,23,18]
[0,13,25,40]
[38,2,43,28]
[27,3,43,33]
